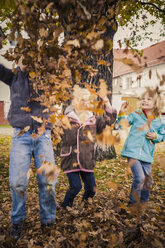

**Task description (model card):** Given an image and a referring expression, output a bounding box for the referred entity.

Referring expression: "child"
[60,85,117,208]
[118,87,165,205]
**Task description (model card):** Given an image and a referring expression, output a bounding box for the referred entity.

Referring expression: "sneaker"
[10,222,23,242]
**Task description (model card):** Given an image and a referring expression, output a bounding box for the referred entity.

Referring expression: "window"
[126,77,132,89]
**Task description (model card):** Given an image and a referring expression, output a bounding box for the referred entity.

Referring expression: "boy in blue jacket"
[118,87,165,205]
[0,58,57,241]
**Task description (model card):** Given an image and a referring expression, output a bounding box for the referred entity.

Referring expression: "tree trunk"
[80,23,117,160]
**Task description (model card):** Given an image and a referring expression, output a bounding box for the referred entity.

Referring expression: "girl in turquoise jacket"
[118,87,165,204]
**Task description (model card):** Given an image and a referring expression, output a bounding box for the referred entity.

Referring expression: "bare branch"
[138,1,165,14]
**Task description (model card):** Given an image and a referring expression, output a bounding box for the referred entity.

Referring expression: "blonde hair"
[72,85,91,108]
[141,87,164,117]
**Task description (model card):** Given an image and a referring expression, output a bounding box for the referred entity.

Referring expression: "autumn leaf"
[107,181,118,191]
[92,39,104,51]
[87,131,94,142]
[67,39,80,48]
[27,168,33,185]
[115,57,142,72]
[149,69,152,79]
[29,72,36,79]
[31,116,43,123]
[137,124,149,131]
[61,115,71,129]
[86,30,104,40]
[18,125,30,136]
[73,162,79,167]
[37,161,59,183]
[119,118,129,131]
[21,106,31,112]
[98,79,108,99]
[96,125,116,149]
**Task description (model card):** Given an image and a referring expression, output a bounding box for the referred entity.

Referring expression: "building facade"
[112,40,165,112]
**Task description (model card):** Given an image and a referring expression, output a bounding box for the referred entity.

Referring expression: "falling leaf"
[21,106,31,112]
[29,72,36,79]
[77,1,91,19]
[67,39,80,48]
[61,115,71,129]
[87,131,94,142]
[119,119,129,133]
[99,79,108,99]
[86,30,104,40]
[149,69,152,79]
[37,161,58,183]
[137,124,149,131]
[18,125,30,136]
[96,125,116,149]
[31,116,43,123]
[45,2,54,10]
[73,149,79,154]
[115,57,142,72]
[37,123,46,135]
[73,162,79,167]
[92,39,104,51]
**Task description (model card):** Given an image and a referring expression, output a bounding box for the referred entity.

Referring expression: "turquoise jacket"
[118,109,165,163]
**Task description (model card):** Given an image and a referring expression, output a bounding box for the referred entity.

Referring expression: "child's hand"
[120,101,129,113]
[146,132,157,140]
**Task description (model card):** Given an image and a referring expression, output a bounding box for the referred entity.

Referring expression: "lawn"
[0,135,164,248]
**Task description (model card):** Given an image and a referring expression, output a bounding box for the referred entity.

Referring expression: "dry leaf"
[92,39,104,51]
[31,116,43,123]
[87,131,94,142]
[115,57,142,72]
[61,115,71,129]
[67,39,80,48]
[21,107,31,112]
[96,125,116,149]
[137,124,149,131]
[73,162,79,167]
[99,79,108,99]
[37,161,58,183]
[107,181,118,191]
[27,168,33,185]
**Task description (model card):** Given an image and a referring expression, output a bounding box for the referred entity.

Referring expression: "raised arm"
[96,97,117,134]
[0,64,15,86]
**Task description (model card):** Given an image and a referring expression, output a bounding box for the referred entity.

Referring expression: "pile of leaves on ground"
[0,136,164,248]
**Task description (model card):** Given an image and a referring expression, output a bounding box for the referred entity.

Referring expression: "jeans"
[61,171,96,207]
[129,158,152,204]
[9,128,57,225]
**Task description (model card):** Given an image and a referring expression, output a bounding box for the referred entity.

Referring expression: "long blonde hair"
[141,87,164,117]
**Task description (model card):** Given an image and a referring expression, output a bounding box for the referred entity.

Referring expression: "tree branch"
[139,1,165,14]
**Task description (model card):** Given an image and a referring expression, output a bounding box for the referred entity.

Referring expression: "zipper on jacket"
[139,136,145,159]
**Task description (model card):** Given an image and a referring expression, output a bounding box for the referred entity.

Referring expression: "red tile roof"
[113,40,165,77]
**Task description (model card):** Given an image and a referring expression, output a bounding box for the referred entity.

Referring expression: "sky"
[113,13,165,50]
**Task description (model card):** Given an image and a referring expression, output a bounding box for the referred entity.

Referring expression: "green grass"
[0,125,12,128]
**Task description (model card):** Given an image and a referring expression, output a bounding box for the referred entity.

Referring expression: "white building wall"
[112,62,165,112]
[0,54,12,116]
[120,63,165,91]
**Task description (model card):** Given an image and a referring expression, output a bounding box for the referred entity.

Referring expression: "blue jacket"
[118,109,165,163]
[0,64,50,130]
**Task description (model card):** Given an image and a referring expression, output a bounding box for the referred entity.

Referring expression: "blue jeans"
[129,158,152,204]
[9,128,57,225]
[61,171,96,207]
